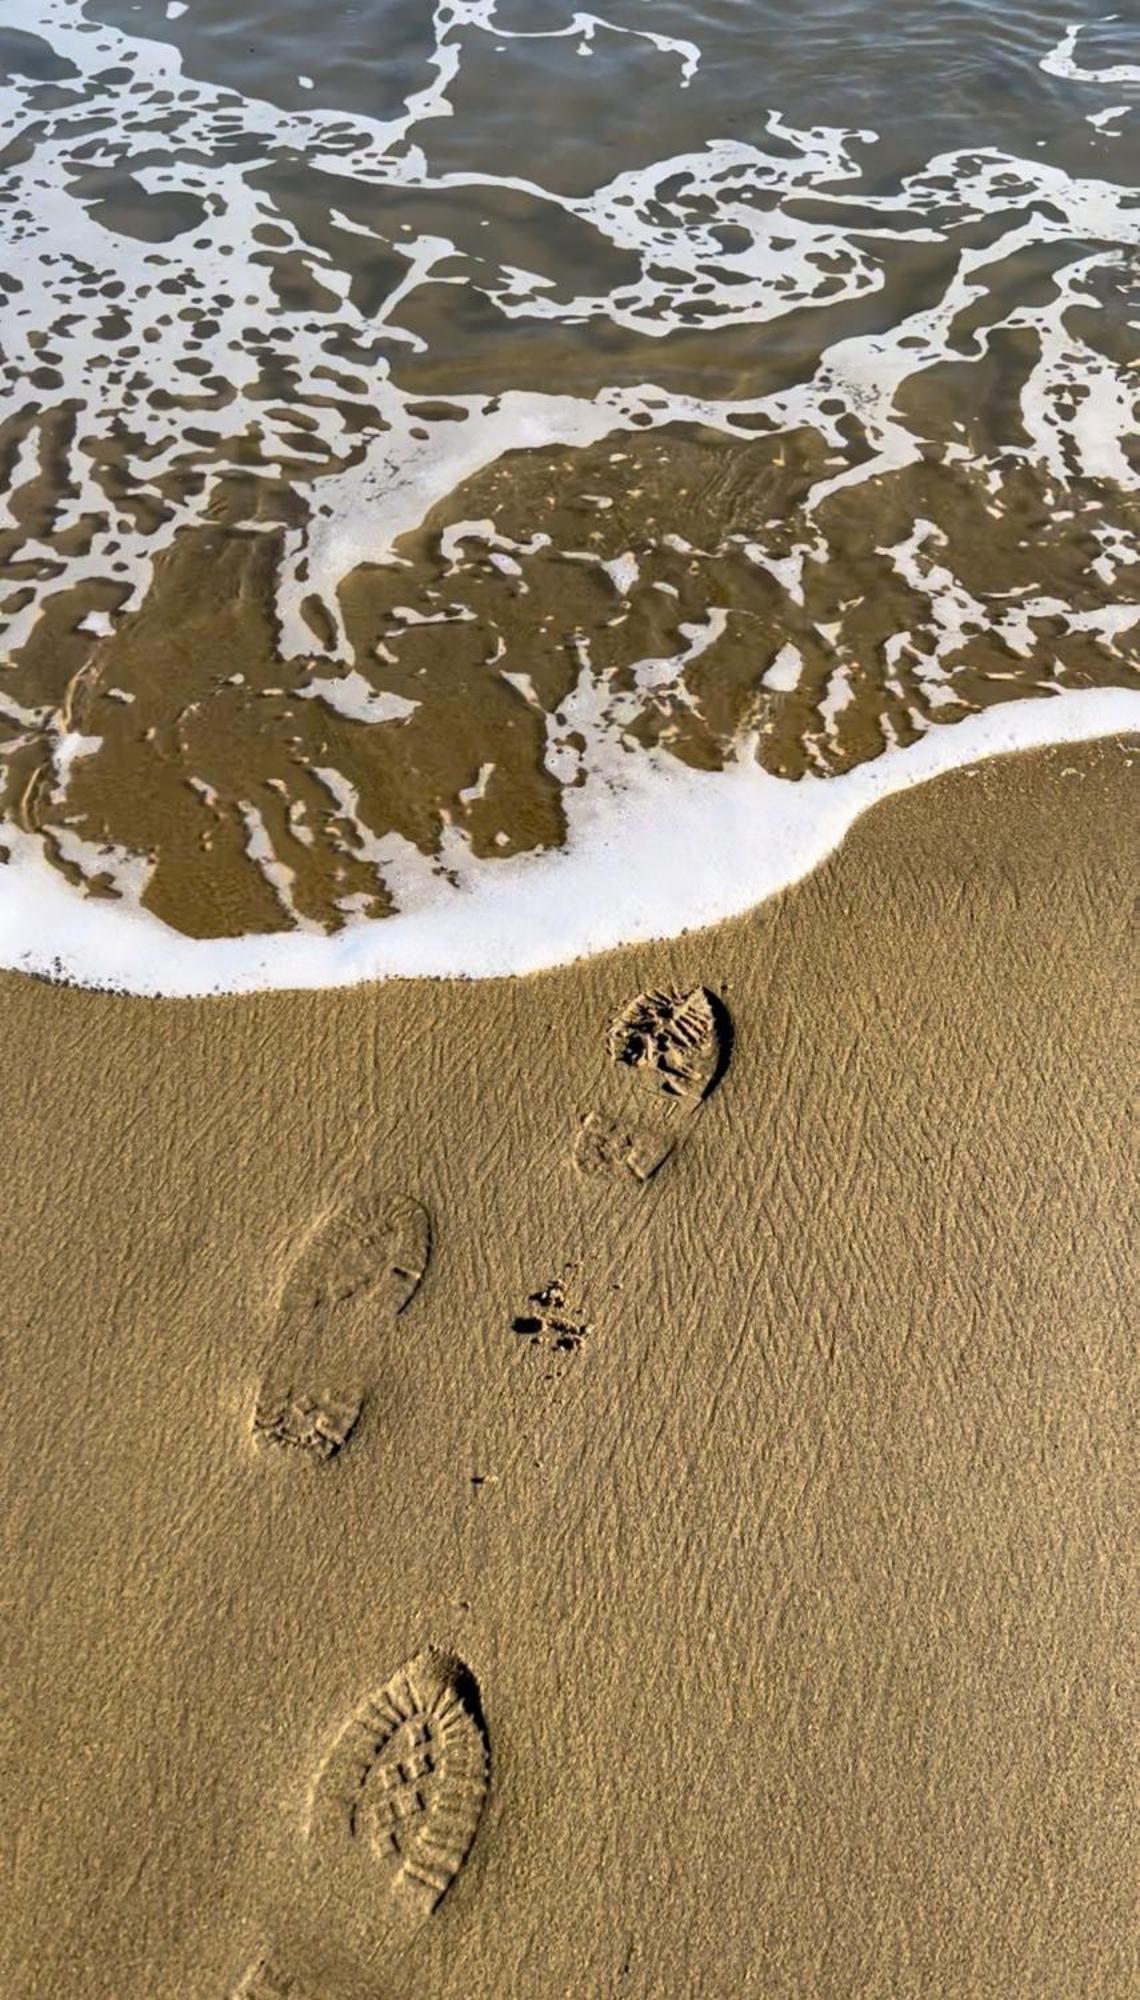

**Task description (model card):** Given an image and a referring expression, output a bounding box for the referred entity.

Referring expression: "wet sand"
[2,737,1135,2000]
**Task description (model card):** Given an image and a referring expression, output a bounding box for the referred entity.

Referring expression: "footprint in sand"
[252,1193,430,1462]
[307,1648,488,1917]
[574,986,731,1182]
[258,1650,488,1993]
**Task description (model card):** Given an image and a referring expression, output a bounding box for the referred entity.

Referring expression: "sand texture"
[1,739,1136,1999]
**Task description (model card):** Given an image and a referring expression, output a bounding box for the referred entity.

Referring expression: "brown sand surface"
[2,739,1136,2000]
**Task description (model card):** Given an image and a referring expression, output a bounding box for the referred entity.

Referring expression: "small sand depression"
[511,1277,590,1352]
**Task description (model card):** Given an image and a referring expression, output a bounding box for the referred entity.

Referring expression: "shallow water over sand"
[0,1,1137,988]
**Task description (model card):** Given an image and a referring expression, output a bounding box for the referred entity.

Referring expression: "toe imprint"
[307,1649,489,1922]
[278,1194,431,1328]
[607,987,725,1103]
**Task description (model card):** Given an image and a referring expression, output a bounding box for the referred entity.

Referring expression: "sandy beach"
[3,5,1138,1993]
[2,736,1134,1999]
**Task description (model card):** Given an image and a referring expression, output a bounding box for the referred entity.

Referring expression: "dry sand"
[2,737,1136,1999]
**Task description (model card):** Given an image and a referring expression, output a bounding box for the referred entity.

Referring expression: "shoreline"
[3,736,1135,1999]
[2,695,1138,996]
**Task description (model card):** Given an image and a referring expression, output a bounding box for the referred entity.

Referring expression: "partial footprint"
[230,1956,307,1998]
[574,986,731,1182]
[273,1650,488,1988]
[252,1193,430,1462]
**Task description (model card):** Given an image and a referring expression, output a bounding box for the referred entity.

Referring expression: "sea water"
[0,0,1136,991]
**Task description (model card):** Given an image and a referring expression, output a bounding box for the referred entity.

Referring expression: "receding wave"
[0,0,1137,991]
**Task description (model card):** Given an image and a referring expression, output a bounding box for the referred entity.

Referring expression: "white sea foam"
[1041,23,1140,85]
[296,673,419,725]
[2,689,1135,995]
